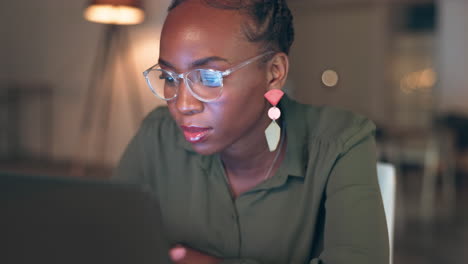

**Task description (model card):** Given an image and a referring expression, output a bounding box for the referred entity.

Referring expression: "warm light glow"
[420,68,437,88]
[400,68,437,94]
[321,69,339,87]
[84,4,144,25]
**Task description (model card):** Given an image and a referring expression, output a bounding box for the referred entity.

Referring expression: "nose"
[175,79,204,115]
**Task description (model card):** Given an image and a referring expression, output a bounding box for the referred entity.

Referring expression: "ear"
[266,52,289,91]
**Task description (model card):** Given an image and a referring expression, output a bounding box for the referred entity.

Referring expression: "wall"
[288,0,468,124]
[437,0,468,115]
[3,0,467,167]
[287,0,392,124]
[1,0,169,165]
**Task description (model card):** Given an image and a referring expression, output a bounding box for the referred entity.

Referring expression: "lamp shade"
[84,0,145,25]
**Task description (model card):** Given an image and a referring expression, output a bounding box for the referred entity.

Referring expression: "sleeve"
[112,108,161,187]
[112,125,146,184]
[112,114,174,264]
[113,106,175,188]
[310,134,390,264]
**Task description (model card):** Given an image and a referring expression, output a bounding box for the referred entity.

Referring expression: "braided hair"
[167,0,295,55]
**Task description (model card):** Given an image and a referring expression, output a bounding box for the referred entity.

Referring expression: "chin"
[191,141,229,156]
[190,142,222,156]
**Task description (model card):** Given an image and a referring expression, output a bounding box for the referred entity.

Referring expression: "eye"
[159,72,176,86]
[200,70,222,87]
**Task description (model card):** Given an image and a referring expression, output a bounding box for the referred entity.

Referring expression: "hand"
[169,245,222,264]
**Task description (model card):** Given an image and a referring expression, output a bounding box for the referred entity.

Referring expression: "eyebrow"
[191,56,229,67]
[158,56,230,70]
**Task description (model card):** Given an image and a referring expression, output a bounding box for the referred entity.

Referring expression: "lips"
[181,125,212,143]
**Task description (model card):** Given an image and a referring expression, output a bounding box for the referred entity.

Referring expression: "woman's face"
[160,0,271,155]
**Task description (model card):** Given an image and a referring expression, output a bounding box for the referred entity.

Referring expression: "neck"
[220,117,285,180]
[221,144,272,179]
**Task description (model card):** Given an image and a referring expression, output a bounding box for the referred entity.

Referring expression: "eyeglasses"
[142,51,273,102]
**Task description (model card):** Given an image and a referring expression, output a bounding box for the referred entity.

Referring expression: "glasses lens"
[145,69,178,100]
[187,69,223,101]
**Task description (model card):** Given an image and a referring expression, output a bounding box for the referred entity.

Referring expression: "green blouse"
[114,95,389,264]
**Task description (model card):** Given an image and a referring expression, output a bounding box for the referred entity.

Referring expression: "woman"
[115,0,389,263]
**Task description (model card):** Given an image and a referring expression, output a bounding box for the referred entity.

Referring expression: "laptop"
[0,172,171,264]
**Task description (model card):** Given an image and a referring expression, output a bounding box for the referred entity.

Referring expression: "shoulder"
[283,96,376,153]
[314,106,376,150]
[131,105,186,153]
[142,106,173,126]
[139,106,178,136]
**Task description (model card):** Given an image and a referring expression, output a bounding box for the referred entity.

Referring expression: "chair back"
[377,162,396,264]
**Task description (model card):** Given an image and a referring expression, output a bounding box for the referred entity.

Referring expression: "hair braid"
[271,0,293,53]
[168,0,295,54]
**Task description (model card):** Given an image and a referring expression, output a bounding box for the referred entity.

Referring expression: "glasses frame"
[143,51,274,103]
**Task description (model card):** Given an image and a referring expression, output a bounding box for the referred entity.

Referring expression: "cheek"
[207,81,267,131]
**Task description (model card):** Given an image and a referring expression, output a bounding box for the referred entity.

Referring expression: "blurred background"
[1,0,467,263]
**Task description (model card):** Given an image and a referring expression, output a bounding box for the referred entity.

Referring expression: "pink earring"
[264,89,284,152]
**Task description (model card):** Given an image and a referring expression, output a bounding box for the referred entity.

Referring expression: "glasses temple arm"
[221,52,274,76]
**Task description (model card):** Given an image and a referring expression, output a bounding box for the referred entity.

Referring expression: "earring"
[264,89,284,152]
